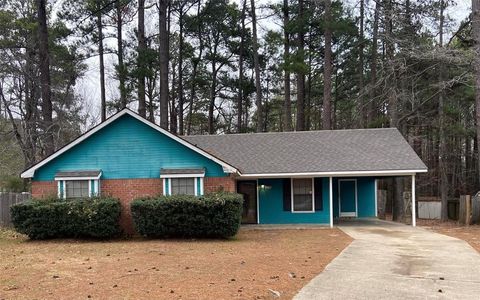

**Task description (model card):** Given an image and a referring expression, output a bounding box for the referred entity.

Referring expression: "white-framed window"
[171,178,195,195]
[55,171,102,199]
[65,180,89,198]
[162,177,204,196]
[291,178,315,212]
[160,168,205,196]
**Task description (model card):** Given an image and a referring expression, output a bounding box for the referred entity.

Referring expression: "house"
[21,109,427,234]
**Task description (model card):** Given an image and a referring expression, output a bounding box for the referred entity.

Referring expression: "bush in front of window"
[130,192,243,238]
[10,197,121,240]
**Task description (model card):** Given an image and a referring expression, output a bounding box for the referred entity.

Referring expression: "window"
[171,178,195,195]
[160,168,205,196]
[65,180,89,198]
[55,170,102,199]
[292,178,314,212]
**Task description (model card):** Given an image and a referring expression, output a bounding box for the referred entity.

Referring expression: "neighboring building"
[21,109,427,234]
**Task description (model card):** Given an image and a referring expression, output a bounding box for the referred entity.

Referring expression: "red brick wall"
[31,181,57,198]
[30,176,235,235]
[101,179,163,235]
[204,176,236,193]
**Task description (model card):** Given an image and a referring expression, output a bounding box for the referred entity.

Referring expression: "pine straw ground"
[0,228,351,300]
[418,219,480,253]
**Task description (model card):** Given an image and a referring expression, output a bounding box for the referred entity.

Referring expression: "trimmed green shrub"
[131,192,243,238]
[11,197,121,240]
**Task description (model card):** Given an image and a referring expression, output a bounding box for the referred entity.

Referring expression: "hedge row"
[131,192,243,238]
[11,197,121,240]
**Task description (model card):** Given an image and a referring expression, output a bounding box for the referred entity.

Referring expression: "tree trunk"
[438,0,448,221]
[367,0,379,125]
[137,0,146,118]
[117,0,127,109]
[358,0,365,127]
[237,0,247,133]
[97,9,107,122]
[473,0,480,189]
[167,4,176,133]
[36,0,54,155]
[283,0,292,131]
[178,4,185,134]
[251,0,264,132]
[208,63,217,134]
[159,0,170,130]
[384,0,403,222]
[322,0,333,130]
[187,0,202,135]
[295,0,305,131]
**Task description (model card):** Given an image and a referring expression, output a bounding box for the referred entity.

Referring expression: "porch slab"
[294,219,480,299]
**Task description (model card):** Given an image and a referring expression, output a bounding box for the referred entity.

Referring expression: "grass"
[0,227,351,299]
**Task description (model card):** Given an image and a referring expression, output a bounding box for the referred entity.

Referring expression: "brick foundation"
[30,176,235,235]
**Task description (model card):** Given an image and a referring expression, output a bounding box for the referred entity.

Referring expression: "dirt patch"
[0,228,351,299]
[418,220,480,253]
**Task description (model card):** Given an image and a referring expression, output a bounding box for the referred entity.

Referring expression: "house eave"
[237,169,428,179]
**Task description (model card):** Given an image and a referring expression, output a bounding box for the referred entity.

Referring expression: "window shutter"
[283,178,291,211]
[314,178,323,211]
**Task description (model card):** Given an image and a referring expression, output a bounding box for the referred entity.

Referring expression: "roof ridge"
[182,127,398,138]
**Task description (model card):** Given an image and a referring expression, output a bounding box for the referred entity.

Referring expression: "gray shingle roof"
[183,128,427,175]
[55,170,102,178]
[160,168,205,175]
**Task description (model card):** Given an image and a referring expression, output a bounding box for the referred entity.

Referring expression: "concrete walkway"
[294,219,480,300]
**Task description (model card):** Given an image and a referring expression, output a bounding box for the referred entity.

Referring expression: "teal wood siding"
[333,177,376,218]
[357,177,376,217]
[258,178,330,224]
[34,115,227,181]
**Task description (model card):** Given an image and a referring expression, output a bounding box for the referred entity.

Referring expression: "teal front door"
[339,179,357,217]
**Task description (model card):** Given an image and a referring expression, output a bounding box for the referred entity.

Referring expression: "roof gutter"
[237,169,428,179]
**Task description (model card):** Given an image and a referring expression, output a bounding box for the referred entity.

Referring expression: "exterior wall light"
[259,184,272,190]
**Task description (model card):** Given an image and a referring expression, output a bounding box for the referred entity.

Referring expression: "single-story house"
[21,109,427,233]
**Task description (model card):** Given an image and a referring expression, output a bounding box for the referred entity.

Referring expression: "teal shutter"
[196,178,201,196]
[165,179,170,195]
[58,181,64,199]
[90,180,95,197]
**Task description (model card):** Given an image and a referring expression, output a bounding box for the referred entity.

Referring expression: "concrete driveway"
[294,219,480,300]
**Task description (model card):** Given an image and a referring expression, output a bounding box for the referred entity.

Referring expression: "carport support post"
[329,176,333,228]
[412,174,416,227]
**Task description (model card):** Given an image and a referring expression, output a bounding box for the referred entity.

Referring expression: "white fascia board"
[160,173,205,178]
[238,169,428,178]
[21,109,238,178]
[55,176,102,181]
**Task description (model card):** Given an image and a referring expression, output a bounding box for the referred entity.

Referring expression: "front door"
[237,181,257,224]
[339,179,357,217]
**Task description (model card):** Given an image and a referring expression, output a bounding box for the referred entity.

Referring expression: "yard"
[419,221,480,253]
[0,228,351,299]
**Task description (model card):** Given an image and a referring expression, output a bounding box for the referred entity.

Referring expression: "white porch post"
[412,174,416,227]
[329,177,333,228]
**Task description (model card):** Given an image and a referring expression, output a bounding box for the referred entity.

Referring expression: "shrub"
[131,192,243,238]
[11,197,121,240]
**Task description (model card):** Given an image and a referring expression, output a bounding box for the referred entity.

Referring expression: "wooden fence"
[0,192,30,227]
[458,194,480,225]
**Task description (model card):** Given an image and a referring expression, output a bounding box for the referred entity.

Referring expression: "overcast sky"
[73,0,471,126]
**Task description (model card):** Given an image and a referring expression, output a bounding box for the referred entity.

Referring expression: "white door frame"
[338,179,358,217]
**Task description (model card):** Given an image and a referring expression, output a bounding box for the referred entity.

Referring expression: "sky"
[72,0,472,126]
